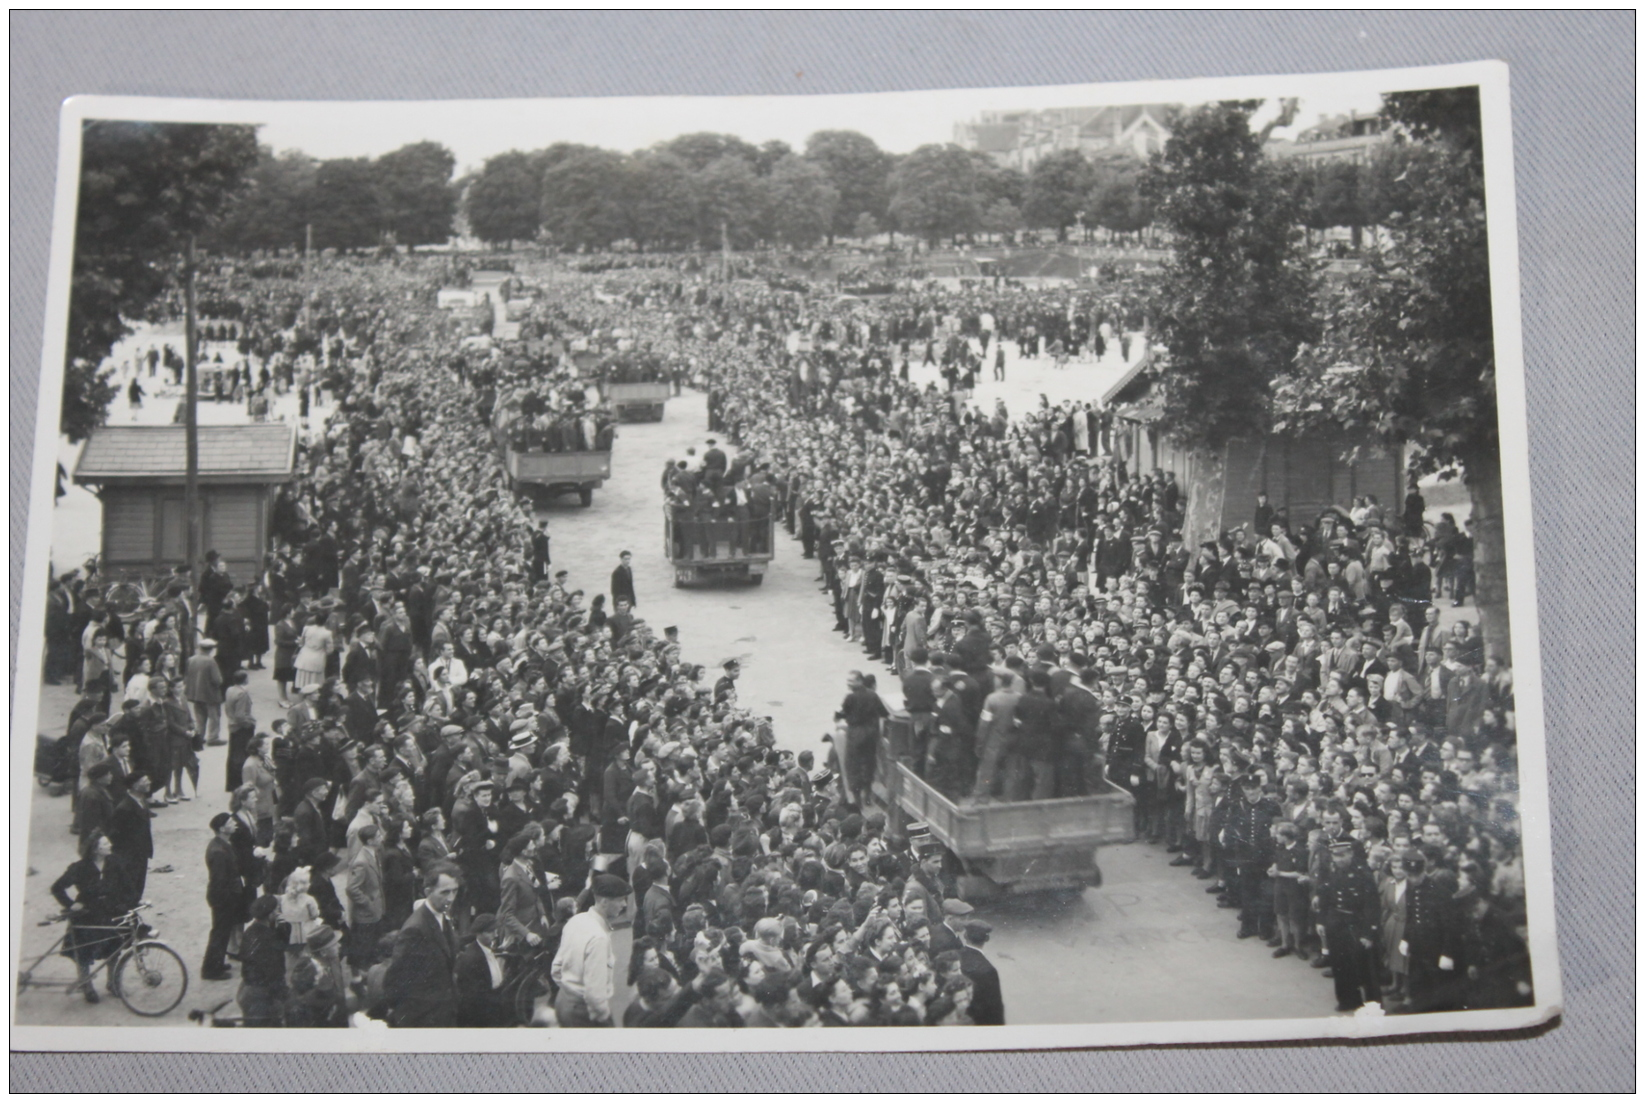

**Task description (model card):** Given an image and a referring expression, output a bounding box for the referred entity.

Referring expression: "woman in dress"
[49,830,136,1003]
[241,583,271,670]
[272,609,302,706]
[293,610,333,695]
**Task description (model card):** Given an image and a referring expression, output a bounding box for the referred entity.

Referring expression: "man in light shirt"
[431,640,468,688]
[550,873,630,1027]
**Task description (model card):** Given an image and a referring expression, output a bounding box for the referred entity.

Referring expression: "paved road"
[18,349,1344,1029]
[531,382,1339,1027]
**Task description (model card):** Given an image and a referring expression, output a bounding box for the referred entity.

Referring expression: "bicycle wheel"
[103,582,145,618]
[112,941,189,1017]
[513,966,554,1026]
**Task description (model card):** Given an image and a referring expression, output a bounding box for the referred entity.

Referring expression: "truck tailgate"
[605,381,672,403]
[893,762,1134,857]
[507,450,612,482]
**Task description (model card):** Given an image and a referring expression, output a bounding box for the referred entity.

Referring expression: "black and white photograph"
[11,60,1562,1053]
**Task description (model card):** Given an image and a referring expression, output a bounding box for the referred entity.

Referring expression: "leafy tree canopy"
[888,144,983,244]
[67,120,258,439]
[1141,101,1318,450]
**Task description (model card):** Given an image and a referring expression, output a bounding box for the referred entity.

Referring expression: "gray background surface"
[9,11,1634,1092]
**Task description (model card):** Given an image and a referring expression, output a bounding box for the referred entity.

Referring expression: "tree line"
[207,140,460,253]
[63,93,1502,664]
[158,121,1426,263]
[465,131,1153,249]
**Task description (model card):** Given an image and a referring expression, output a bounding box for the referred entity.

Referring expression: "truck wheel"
[748,573,764,586]
[673,572,686,588]
[577,486,593,508]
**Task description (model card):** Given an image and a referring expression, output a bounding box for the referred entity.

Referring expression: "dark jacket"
[108,793,154,864]
[610,565,637,609]
[959,943,1005,1026]
[206,835,246,911]
[454,940,510,1027]
[50,854,136,926]
[384,903,458,1027]
[240,918,287,988]
[75,784,116,857]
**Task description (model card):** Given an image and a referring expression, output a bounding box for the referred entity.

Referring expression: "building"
[955,104,1177,170]
[72,423,297,582]
[1102,358,1404,545]
[1266,110,1390,164]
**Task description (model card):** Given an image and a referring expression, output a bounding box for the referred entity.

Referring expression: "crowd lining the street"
[38,250,1529,1030]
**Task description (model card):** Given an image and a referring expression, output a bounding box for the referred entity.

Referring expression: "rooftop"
[74,424,296,483]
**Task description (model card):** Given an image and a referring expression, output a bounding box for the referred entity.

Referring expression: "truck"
[664,506,775,586]
[869,715,1134,900]
[600,380,672,423]
[492,398,612,507]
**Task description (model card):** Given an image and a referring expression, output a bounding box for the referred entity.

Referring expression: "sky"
[247,81,1387,174]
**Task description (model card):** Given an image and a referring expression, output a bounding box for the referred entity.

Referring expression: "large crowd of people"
[38,248,1529,1031]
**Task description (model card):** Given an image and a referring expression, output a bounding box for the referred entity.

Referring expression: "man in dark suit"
[958,920,1005,1025]
[376,606,414,708]
[454,913,510,1027]
[108,772,156,903]
[384,865,462,1027]
[75,762,118,858]
[210,593,248,682]
[342,624,379,700]
[522,522,549,585]
[289,775,343,930]
[345,679,380,746]
[1271,590,1302,651]
[203,812,246,980]
[610,551,637,610]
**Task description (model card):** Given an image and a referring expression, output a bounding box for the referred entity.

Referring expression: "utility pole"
[183,234,201,650]
[305,222,313,265]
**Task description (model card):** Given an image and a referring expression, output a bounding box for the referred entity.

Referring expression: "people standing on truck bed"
[37,254,1526,1027]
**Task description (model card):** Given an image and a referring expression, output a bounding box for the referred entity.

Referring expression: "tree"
[1273,88,1511,659]
[1383,87,1483,158]
[540,148,630,249]
[67,120,258,440]
[625,152,699,252]
[1024,149,1096,239]
[693,154,766,249]
[852,211,881,240]
[888,144,983,245]
[1142,101,1318,453]
[804,130,892,243]
[761,155,839,247]
[971,153,1026,215]
[373,141,457,247]
[207,145,316,253]
[309,157,384,250]
[980,199,1024,239]
[754,140,793,177]
[655,132,761,172]
[1086,151,1152,236]
[465,150,547,246]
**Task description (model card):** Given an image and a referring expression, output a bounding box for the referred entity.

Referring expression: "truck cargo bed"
[892,762,1134,857]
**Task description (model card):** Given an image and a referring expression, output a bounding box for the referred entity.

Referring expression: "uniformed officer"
[1222,774,1281,940]
[1398,851,1462,1013]
[1316,838,1383,1012]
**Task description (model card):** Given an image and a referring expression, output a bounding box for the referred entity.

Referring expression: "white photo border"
[9,57,1562,1053]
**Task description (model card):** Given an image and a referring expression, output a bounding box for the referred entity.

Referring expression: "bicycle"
[16,902,190,1017]
[495,938,557,1026]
